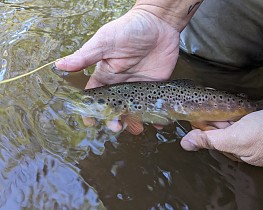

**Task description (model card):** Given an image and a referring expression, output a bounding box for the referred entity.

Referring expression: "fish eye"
[83,97,94,105]
[98,99,105,104]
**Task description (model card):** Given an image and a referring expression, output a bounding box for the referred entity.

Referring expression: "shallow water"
[0,0,263,209]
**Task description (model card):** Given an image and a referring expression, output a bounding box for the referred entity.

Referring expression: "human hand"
[181,110,263,167]
[55,9,180,88]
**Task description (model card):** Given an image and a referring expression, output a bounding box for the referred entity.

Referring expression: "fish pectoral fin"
[121,114,144,135]
[190,121,217,131]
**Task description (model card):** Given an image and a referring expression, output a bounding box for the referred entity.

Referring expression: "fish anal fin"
[121,114,144,135]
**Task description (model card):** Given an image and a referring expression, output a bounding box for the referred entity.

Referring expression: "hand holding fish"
[55,0,202,86]
[181,110,263,167]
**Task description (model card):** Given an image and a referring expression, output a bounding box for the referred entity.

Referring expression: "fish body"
[67,79,258,134]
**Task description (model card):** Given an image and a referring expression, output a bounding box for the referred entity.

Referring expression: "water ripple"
[0,0,133,208]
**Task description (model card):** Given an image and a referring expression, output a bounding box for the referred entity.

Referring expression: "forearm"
[134,0,203,31]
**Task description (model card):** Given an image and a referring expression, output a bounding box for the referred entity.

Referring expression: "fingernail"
[181,140,198,151]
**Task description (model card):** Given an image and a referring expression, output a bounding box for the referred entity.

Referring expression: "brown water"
[0,0,263,209]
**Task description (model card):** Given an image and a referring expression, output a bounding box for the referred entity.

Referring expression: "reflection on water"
[0,0,263,209]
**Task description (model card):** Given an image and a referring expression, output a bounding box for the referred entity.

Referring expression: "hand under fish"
[181,110,263,167]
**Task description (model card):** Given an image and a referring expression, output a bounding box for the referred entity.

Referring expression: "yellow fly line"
[0,56,68,85]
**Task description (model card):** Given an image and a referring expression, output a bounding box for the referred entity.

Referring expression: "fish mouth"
[63,93,113,119]
[64,100,111,119]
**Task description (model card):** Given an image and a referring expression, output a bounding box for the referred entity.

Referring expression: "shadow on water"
[0,0,263,209]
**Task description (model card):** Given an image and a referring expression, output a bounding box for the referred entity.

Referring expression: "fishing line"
[0,55,68,85]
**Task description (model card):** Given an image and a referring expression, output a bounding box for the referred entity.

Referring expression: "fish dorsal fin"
[121,114,144,135]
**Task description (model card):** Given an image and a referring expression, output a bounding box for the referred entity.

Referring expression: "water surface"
[0,0,263,209]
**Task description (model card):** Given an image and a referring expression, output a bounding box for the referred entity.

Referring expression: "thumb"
[55,31,106,71]
[180,128,238,153]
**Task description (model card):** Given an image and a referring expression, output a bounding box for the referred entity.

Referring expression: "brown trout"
[67,79,259,135]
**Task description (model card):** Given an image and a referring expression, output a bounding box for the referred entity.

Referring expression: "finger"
[106,120,123,133]
[208,121,234,129]
[85,61,133,89]
[180,127,239,153]
[83,117,96,126]
[55,31,106,71]
[85,75,104,89]
[153,124,164,130]
[190,121,232,130]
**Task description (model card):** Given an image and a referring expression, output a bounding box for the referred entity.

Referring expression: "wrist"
[133,0,203,32]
